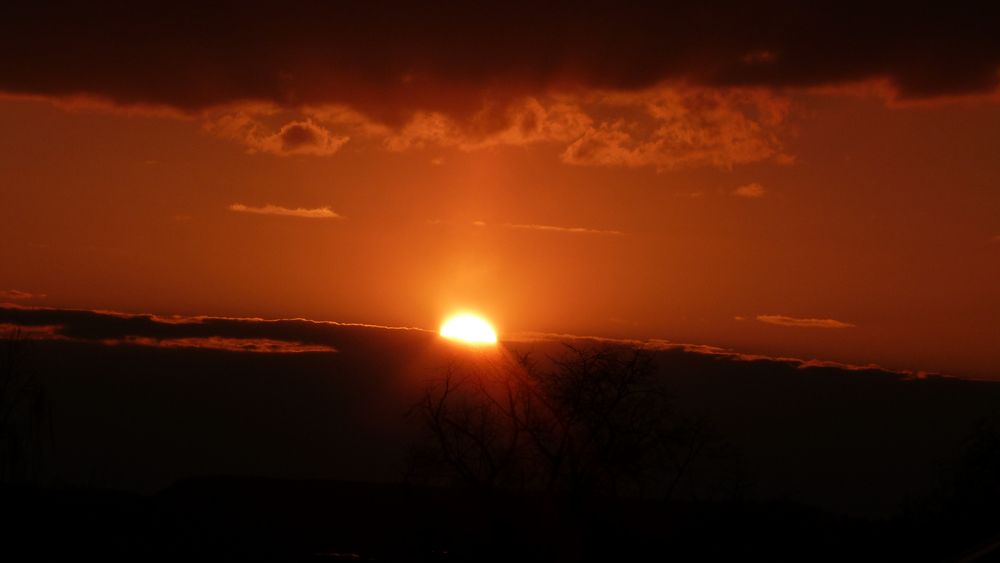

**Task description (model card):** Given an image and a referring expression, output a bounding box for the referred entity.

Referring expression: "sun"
[440,313,498,345]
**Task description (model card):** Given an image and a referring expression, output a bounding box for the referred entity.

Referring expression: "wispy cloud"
[733,182,766,198]
[991,234,1000,243]
[757,314,854,329]
[0,289,45,300]
[503,223,625,236]
[228,203,342,219]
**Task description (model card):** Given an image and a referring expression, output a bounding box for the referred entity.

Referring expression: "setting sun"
[440,313,498,345]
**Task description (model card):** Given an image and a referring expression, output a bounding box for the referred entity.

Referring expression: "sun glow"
[440,313,498,345]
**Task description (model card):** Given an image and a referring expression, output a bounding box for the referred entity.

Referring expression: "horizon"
[0,302,955,380]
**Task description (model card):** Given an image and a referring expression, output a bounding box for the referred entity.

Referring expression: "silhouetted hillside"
[0,476,906,561]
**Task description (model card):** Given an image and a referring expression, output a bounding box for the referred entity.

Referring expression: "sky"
[1,2,998,378]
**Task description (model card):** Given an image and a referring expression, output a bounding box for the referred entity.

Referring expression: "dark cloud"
[0,305,425,353]
[0,305,896,377]
[2,1,997,121]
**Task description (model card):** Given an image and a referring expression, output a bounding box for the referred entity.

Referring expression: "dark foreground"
[3,476,999,562]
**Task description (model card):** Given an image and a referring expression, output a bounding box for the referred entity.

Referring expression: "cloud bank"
[0,306,419,354]
[2,2,997,117]
[0,305,923,379]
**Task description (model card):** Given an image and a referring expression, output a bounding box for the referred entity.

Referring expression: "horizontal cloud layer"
[2,1,997,121]
[0,307,412,354]
[503,223,624,236]
[0,289,44,300]
[1,306,927,379]
[228,203,342,219]
[757,314,855,329]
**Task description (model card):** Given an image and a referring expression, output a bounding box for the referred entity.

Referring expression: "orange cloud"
[558,87,790,169]
[323,87,791,170]
[228,204,342,219]
[0,289,44,300]
[756,315,855,329]
[207,114,348,156]
[381,98,591,152]
[733,182,766,198]
[503,223,624,236]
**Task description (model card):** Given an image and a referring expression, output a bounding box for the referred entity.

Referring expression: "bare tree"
[407,344,741,502]
[946,416,1000,512]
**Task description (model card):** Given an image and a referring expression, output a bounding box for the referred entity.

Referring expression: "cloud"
[733,182,766,198]
[383,98,592,152]
[370,87,790,170]
[268,120,347,156]
[514,332,928,378]
[0,305,431,354]
[4,5,998,174]
[1,323,337,353]
[106,336,336,354]
[991,234,1000,243]
[756,315,855,329]
[467,219,624,235]
[228,203,342,219]
[0,322,62,338]
[207,115,348,156]
[559,88,790,169]
[1,306,945,381]
[0,289,44,300]
[503,223,624,236]
[2,2,997,118]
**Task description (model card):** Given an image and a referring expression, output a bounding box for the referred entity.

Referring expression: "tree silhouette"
[0,327,49,483]
[407,344,742,502]
[944,415,1000,518]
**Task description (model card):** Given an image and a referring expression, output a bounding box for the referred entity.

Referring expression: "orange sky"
[1,4,998,378]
